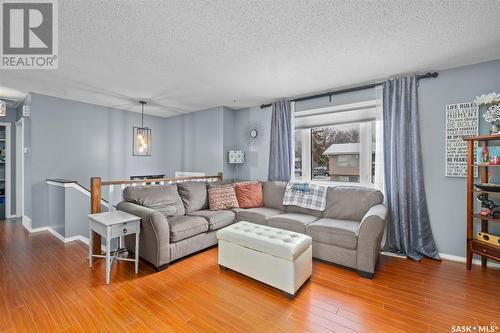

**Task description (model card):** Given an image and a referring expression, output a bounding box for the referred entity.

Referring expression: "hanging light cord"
[141,101,145,128]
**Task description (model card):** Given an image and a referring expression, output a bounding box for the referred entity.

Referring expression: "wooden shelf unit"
[464,134,500,269]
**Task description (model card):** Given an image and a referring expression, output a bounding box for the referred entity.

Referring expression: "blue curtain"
[383,75,440,261]
[268,99,292,181]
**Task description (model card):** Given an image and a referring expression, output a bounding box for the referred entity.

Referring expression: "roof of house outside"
[323,142,376,156]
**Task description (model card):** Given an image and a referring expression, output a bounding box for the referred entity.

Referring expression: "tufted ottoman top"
[217,221,312,261]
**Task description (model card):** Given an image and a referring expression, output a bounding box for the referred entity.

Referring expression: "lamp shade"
[0,100,5,117]
[229,150,244,164]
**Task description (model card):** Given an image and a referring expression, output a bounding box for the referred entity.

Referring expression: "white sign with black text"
[445,102,478,177]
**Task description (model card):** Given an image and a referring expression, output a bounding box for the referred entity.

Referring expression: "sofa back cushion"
[263,181,287,211]
[123,184,185,217]
[207,179,238,188]
[285,205,324,217]
[234,182,264,208]
[177,181,208,214]
[323,186,384,221]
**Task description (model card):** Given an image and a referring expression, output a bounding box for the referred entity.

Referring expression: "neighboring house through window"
[293,99,384,189]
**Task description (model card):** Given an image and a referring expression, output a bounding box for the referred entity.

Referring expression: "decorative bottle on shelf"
[482,145,489,163]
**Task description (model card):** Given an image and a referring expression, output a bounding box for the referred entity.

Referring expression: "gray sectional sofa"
[116,180,387,278]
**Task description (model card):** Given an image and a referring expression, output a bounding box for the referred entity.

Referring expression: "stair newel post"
[90,177,102,255]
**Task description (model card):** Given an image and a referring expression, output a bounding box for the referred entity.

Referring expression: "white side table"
[88,211,141,284]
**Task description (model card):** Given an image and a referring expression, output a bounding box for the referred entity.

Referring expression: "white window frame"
[292,100,382,189]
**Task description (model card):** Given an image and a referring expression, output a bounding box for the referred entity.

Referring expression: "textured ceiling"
[1,0,500,117]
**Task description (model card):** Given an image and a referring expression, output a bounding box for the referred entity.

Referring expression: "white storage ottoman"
[217,221,312,298]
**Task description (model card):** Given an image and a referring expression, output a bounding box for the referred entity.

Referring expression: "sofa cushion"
[263,181,287,211]
[236,207,284,225]
[168,215,209,242]
[190,210,235,231]
[323,186,384,221]
[208,186,239,210]
[306,218,359,250]
[123,184,185,217]
[285,205,323,217]
[234,182,263,208]
[177,181,208,214]
[267,213,319,234]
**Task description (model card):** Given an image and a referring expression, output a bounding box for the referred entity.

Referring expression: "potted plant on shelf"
[474,92,500,134]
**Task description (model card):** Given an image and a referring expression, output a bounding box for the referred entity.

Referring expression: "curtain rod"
[259,72,438,109]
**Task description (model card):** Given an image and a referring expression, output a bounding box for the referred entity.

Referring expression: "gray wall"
[46,182,108,239]
[419,59,500,258]
[48,184,65,235]
[233,106,272,181]
[163,106,224,177]
[64,186,107,239]
[162,106,238,179]
[181,107,224,176]
[30,93,169,228]
[222,106,237,179]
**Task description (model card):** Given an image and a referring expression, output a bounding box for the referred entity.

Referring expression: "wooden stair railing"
[89,172,223,255]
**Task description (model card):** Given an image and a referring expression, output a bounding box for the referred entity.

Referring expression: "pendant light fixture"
[133,101,151,156]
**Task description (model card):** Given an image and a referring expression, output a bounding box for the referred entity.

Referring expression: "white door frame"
[0,122,11,218]
[16,118,23,219]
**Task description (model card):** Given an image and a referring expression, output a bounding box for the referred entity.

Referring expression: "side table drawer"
[111,221,138,237]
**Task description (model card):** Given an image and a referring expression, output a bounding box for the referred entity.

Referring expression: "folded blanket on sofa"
[283,182,327,211]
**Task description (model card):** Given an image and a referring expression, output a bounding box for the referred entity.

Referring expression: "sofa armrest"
[116,201,171,268]
[356,204,387,275]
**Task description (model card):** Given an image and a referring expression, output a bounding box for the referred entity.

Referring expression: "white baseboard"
[21,215,89,244]
[439,252,500,269]
[379,233,500,268]
[21,216,106,252]
[381,250,499,269]
[22,215,32,230]
[381,251,407,259]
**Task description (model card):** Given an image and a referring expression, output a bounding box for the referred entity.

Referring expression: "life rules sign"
[445,102,478,177]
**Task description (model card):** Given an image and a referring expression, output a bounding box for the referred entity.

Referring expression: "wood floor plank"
[0,220,499,333]
[9,306,37,333]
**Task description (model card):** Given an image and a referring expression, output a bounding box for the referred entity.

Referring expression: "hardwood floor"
[0,219,499,333]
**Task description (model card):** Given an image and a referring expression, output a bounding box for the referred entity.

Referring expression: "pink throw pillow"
[208,186,239,210]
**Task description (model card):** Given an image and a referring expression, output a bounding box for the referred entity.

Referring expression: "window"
[293,100,384,188]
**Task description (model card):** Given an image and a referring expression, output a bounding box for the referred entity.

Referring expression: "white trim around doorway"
[0,122,12,218]
[16,118,24,219]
